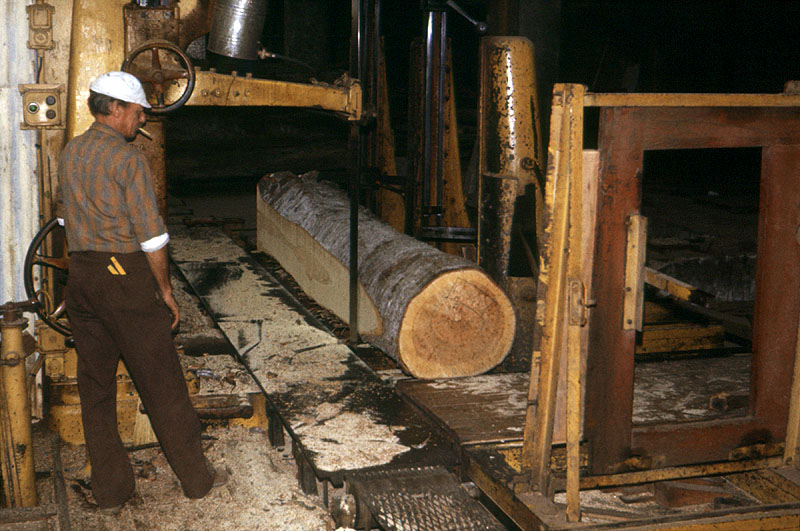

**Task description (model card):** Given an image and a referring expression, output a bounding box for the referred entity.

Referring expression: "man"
[57,71,225,510]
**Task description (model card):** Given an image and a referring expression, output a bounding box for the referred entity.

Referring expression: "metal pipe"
[446,0,488,34]
[0,311,37,507]
[348,0,366,343]
[422,11,436,217]
[435,11,448,211]
[371,0,381,109]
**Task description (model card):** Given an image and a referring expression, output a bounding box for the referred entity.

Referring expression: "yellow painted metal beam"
[585,92,800,108]
[184,71,362,120]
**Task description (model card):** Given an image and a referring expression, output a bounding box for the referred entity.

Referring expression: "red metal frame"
[584,106,800,473]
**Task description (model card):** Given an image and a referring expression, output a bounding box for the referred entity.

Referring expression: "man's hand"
[144,245,180,331]
[160,288,181,330]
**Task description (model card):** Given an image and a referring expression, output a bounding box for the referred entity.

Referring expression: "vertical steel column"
[435,11,447,213]
[422,11,435,216]
[422,9,447,225]
[348,0,369,343]
[0,308,36,507]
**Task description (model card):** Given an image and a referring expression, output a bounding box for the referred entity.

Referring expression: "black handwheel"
[24,217,71,336]
[121,40,195,114]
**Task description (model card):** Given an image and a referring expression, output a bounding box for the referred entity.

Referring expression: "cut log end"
[398,269,516,379]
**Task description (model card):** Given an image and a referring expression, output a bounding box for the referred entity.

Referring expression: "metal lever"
[445,0,488,34]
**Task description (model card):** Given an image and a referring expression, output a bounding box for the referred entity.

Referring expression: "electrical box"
[26,2,55,50]
[19,84,65,129]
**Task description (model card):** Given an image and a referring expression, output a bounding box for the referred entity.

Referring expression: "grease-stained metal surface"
[478,37,545,283]
[0,1,39,305]
[478,174,518,287]
[479,37,544,192]
[169,225,455,484]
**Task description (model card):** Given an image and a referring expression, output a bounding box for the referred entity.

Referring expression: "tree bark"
[257,172,516,378]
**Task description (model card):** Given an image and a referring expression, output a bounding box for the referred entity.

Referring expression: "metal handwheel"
[121,40,196,113]
[23,217,71,336]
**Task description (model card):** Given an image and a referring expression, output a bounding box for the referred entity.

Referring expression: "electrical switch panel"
[19,84,64,129]
[27,2,55,50]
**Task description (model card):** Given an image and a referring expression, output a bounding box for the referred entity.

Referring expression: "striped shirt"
[58,122,166,253]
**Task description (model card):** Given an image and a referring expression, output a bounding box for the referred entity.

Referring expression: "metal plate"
[348,466,505,531]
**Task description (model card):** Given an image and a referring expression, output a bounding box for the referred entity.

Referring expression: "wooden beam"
[584,107,643,473]
[464,452,552,531]
[585,92,800,108]
[725,470,800,503]
[579,457,783,490]
[521,86,568,480]
[644,267,707,304]
[784,304,800,468]
[522,84,585,498]
[623,215,647,331]
[636,322,725,356]
[565,94,587,523]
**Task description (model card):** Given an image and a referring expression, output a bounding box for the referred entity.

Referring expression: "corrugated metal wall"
[1,1,39,305]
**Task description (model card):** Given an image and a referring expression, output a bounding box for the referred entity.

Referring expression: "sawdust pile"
[292,405,409,473]
[34,425,338,530]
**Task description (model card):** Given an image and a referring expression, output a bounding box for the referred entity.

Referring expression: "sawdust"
[169,226,413,477]
[293,410,408,473]
[632,354,751,424]
[33,424,336,530]
[217,321,351,394]
[180,353,260,395]
[168,228,244,264]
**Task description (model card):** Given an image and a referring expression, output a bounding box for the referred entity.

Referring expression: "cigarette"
[137,127,153,140]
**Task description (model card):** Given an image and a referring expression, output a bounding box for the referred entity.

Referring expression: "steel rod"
[435,11,447,211]
[422,11,435,216]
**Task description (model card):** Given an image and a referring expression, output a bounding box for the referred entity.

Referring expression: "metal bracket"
[622,214,647,331]
[568,279,596,327]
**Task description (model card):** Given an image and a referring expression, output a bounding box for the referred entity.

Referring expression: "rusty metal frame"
[583,94,800,474]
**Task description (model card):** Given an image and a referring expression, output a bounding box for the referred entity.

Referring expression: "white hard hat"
[89,71,151,109]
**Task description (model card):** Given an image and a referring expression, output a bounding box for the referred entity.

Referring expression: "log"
[257,172,516,378]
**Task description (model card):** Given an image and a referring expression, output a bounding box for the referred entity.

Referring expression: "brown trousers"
[66,251,213,507]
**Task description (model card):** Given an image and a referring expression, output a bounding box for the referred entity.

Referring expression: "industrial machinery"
[3,1,800,529]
